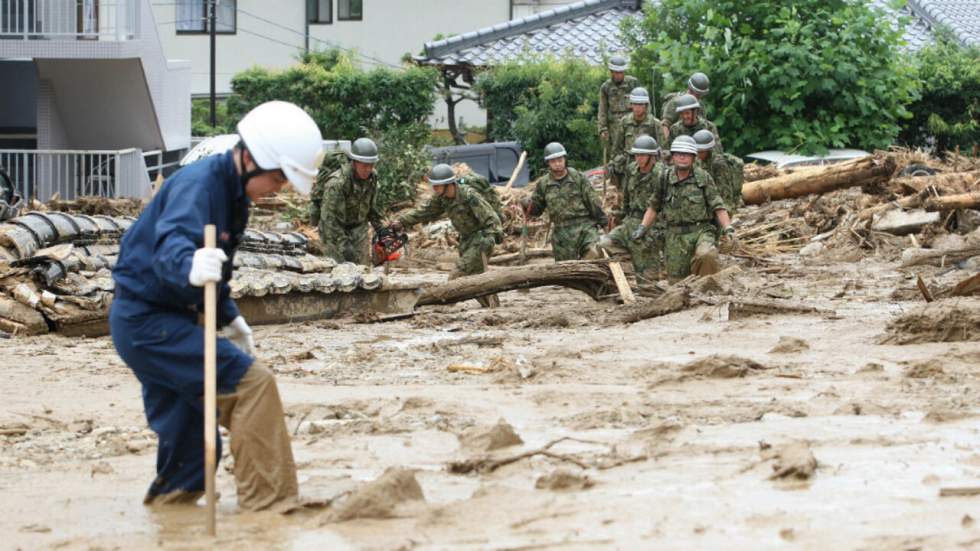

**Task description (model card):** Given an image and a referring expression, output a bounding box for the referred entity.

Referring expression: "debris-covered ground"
[2,150,980,549]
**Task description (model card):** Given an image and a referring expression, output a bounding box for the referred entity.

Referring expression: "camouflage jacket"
[649,165,726,227]
[529,167,608,228]
[398,184,502,239]
[312,163,384,232]
[598,75,640,136]
[617,161,664,220]
[612,112,662,174]
[698,152,744,211]
[458,173,504,221]
[667,117,722,151]
[660,91,712,129]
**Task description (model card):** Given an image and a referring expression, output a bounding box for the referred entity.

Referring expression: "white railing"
[0,148,151,201]
[0,0,139,41]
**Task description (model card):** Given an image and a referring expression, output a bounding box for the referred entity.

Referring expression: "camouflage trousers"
[552,219,602,262]
[321,223,371,266]
[665,222,721,282]
[600,216,663,277]
[450,231,498,308]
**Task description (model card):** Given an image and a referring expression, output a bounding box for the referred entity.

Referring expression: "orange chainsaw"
[371,226,409,267]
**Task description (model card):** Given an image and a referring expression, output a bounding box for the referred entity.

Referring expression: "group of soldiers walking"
[308,54,745,304]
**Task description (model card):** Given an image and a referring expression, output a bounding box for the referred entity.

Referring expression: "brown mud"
[3,253,980,550]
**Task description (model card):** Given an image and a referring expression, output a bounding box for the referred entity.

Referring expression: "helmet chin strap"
[238,145,270,191]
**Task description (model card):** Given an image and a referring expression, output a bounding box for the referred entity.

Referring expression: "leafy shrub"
[476,57,607,177]
[623,0,917,156]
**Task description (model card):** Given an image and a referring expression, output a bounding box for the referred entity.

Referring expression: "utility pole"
[209,0,217,128]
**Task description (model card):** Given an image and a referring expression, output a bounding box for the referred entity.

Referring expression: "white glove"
[188,247,228,287]
[227,315,256,357]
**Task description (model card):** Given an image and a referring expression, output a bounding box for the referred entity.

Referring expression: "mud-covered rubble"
[0,211,396,336]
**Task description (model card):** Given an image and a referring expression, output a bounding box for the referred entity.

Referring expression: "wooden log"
[742,154,897,205]
[416,261,614,306]
[727,298,835,320]
[940,487,980,498]
[924,192,980,212]
[607,287,691,324]
[0,295,48,335]
[892,171,980,195]
[950,273,980,297]
[856,192,925,221]
[901,246,980,268]
[488,248,553,265]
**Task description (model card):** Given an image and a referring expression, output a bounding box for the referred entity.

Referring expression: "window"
[338,0,362,21]
[176,0,236,34]
[308,0,332,24]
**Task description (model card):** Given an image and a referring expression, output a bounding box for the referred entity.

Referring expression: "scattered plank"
[871,209,941,235]
[950,273,980,297]
[940,487,980,498]
[601,250,636,305]
[916,275,934,302]
[727,298,835,320]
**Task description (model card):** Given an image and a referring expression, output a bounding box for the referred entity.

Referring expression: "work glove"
[630,224,647,241]
[188,247,228,287]
[719,226,737,253]
[227,315,256,357]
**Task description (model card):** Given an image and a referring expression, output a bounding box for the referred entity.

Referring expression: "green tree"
[623,0,917,155]
[221,49,438,209]
[476,57,607,177]
[900,32,980,152]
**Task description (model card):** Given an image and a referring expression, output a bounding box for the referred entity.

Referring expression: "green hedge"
[476,58,607,177]
[900,33,980,152]
[622,0,917,156]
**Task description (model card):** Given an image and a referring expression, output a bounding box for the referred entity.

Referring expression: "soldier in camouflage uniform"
[599,56,639,191]
[393,164,503,307]
[633,136,735,282]
[526,143,608,262]
[311,138,385,266]
[667,94,722,149]
[610,87,661,195]
[693,129,744,216]
[661,72,711,141]
[456,165,504,222]
[598,134,665,278]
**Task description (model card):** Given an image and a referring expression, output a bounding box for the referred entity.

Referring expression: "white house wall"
[151,0,511,132]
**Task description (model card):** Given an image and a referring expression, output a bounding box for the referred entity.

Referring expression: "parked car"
[180,135,350,167]
[428,142,530,187]
[745,149,871,169]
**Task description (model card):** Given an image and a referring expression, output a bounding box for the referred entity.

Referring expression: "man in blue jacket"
[110,101,324,511]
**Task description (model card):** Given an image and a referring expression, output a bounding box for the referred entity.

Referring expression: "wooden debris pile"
[0,211,393,336]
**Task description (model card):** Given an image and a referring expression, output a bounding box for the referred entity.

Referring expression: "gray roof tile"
[416,0,978,68]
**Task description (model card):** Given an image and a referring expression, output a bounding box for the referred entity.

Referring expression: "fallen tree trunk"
[900,246,980,268]
[606,287,691,324]
[726,298,835,320]
[856,191,926,221]
[924,192,980,212]
[416,260,614,306]
[742,154,897,205]
[892,171,980,195]
[489,248,553,265]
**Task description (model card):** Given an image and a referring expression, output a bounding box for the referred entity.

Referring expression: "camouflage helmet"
[692,129,716,151]
[630,134,660,155]
[348,137,379,164]
[674,94,701,113]
[629,87,650,105]
[607,55,628,72]
[688,72,710,94]
[427,163,457,185]
[543,142,567,161]
[670,135,699,155]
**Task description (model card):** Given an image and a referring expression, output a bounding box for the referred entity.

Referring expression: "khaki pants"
[146,361,298,512]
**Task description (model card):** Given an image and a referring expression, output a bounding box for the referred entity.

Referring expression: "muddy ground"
[2,253,980,550]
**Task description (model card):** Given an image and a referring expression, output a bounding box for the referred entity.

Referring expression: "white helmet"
[237,101,325,195]
[670,135,699,155]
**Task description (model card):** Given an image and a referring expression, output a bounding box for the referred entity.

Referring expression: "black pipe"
[209,0,217,128]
